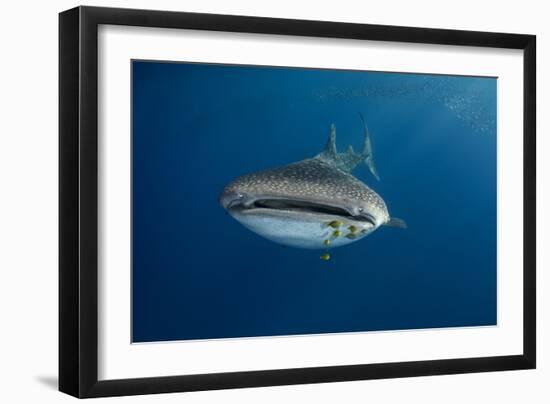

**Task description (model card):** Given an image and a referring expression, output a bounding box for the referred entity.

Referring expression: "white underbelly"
[230,208,378,249]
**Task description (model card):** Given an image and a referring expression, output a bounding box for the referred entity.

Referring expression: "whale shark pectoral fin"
[384,217,407,229]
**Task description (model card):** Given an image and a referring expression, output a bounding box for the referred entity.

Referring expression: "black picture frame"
[59,5,536,398]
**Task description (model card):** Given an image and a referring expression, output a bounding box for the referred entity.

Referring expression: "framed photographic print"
[59,6,536,398]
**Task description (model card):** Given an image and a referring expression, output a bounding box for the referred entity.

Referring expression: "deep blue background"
[132,61,497,342]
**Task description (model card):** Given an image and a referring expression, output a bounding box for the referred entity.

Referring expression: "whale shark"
[219,114,406,254]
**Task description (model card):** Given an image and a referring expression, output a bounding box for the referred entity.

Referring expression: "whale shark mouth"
[247,198,376,225]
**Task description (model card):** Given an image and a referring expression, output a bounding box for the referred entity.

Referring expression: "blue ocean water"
[132,60,497,343]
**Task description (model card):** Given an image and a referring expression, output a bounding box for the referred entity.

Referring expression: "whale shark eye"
[358,207,364,213]
[238,193,244,199]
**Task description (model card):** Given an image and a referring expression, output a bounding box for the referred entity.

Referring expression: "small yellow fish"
[345,233,357,239]
[320,252,331,261]
[332,230,342,237]
[323,239,331,246]
[328,220,343,229]
[348,225,358,234]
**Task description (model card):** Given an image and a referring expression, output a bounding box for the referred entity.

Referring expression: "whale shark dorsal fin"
[384,217,407,229]
[316,114,380,180]
[320,124,338,160]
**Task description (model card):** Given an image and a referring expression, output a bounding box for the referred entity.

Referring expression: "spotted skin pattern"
[222,158,389,224]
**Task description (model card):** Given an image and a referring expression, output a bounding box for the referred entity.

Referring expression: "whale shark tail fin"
[358,112,380,181]
[316,113,380,180]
